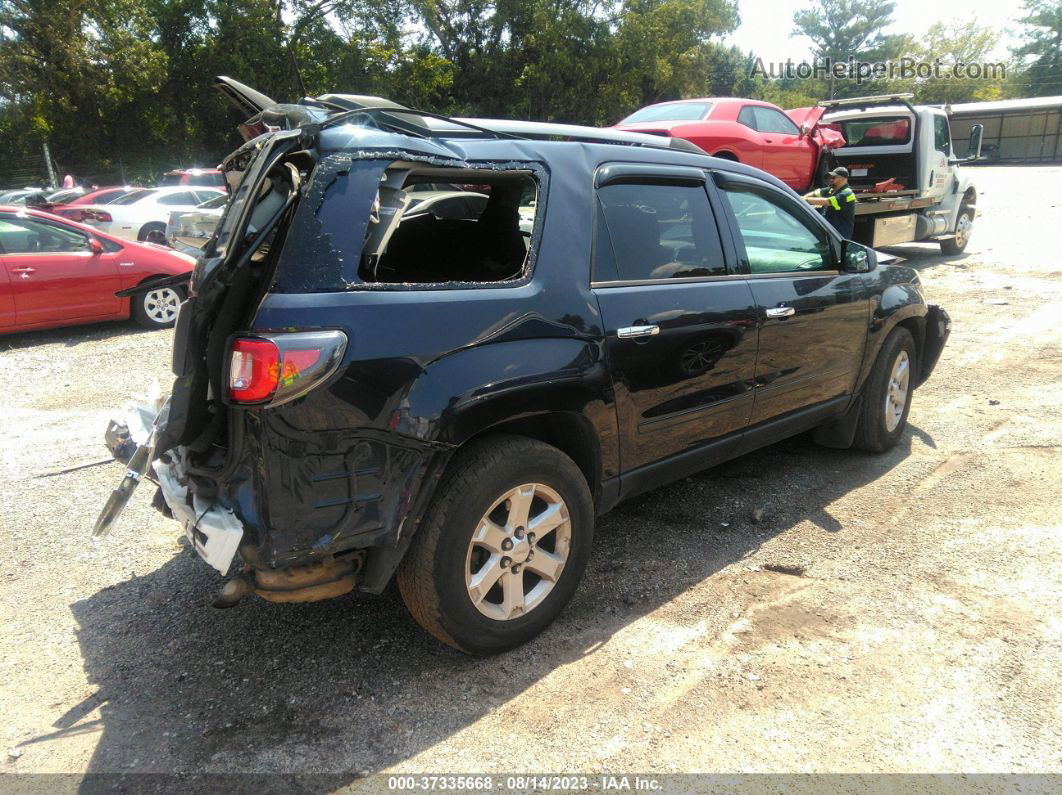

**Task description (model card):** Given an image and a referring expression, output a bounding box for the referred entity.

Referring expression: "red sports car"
[614,97,845,192]
[0,206,195,334]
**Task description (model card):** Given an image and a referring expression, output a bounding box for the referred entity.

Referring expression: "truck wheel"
[131,283,184,329]
[398,435,594,655]
[853,327,917,453]
[940,207,973,255]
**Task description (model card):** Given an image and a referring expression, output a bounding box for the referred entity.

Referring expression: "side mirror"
[842,240,876,273]
[88,237,104,255]
[967,123,983,161]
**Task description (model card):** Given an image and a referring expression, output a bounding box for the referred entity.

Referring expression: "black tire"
[712,151,739,162]
[853,327,917,453]
[131,282,185,329]
[940,205,973,255]
[138,222,168,246]
[397,435,594,655]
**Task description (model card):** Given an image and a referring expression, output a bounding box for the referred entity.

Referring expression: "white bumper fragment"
[154,453,244,574]
[125,403,244,574]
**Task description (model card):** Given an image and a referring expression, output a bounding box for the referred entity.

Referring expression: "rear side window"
[593,182,725,282]
[189,173,225,187]
[754,107,799,135]
[273,158,540,292]
[157,192,198,206]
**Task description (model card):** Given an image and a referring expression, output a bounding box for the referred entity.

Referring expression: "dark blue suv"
[100,78,949,655]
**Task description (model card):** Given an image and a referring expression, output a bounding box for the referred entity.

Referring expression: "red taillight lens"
[227,331,347,407]
[83,210,112,223]
[229,338,280,403]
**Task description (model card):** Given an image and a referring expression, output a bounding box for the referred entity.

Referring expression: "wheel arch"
[461,411,602,506]
[137,220,166,242]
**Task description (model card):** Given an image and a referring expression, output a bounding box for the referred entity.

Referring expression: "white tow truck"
[816,94,984,254]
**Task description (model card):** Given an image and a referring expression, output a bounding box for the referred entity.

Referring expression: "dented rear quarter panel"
[230,138,644,575]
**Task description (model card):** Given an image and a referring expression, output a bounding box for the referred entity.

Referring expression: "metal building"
[947,96,1062,163]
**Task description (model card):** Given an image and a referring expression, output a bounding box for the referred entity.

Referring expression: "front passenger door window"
[719,186,832,273]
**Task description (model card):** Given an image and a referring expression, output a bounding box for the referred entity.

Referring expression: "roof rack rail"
[321,106,527,140]
[451,118,705,153]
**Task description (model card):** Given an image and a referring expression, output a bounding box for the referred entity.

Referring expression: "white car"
[167,193,229,254]
[79,186,226,244]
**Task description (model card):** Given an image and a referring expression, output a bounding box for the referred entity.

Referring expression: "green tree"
[910,21,1009,103]
[1012,0,1062,96]
[791,0,899,98]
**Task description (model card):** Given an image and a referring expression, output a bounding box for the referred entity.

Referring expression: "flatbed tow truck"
[811,94,984,254]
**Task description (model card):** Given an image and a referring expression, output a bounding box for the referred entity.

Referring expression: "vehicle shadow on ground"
[55,427,922,781]
[0,320,154,350]
[877,243,971,271]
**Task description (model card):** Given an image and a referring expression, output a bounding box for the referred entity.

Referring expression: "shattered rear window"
[272,156,542,292]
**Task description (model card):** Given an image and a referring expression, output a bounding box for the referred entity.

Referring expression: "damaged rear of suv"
[98,77,949,655]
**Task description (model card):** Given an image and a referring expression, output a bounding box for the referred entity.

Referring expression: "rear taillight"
[227,331,347,407]
[83,210,112,223]
[57,208,84,222]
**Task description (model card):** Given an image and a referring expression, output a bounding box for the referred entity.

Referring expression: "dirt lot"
[0,166,1059,778]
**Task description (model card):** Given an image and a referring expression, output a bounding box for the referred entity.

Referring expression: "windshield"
[838,116,912,147]
[622,102,713,124]
[111,189,154,205]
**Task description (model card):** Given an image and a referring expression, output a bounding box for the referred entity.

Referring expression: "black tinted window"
[754,107,799,135]
[738,106,758,129]
[594,182,725,282]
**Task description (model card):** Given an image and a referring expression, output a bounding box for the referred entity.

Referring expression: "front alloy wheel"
[854,326,917,452]
[884,349,911,433]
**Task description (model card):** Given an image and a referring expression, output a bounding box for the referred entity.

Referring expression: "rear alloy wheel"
[139,222,168,246]
[465,483,572,621]
[398,435,593,655]
[940,206,973,255]
[854,327,917,452]
[132,285,184,329]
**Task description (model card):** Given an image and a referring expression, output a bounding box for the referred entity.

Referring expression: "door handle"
[766,306,795,318]
[617,325,660,339]
[11,267,35,276]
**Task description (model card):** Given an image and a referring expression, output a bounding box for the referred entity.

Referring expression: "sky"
[725,0,1028,63]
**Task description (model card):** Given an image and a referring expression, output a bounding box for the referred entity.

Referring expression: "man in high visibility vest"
[804,166,856,239]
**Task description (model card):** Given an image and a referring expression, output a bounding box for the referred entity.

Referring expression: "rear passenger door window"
[593,182,726,282]
[718,184,832,273]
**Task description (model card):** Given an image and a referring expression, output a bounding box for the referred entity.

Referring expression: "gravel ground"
[0,166,1059,778]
